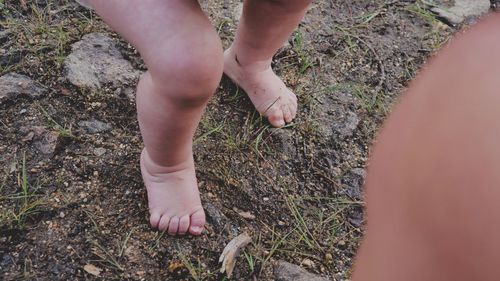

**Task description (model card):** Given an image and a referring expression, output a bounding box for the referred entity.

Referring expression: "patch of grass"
[320,83,383,114]
[174,242,219,281]
[292,30,312,74]
[258,226,295,275]
[0,2,97,74]
[285,194,323,251]
[148,231,166,252]
[253,179,364,275]
[404,1,438,25]
[0,152,45,228]
[88,238,125,272]
[38,105,75,138]
[217,18,232,35]
[195,117,224,145]
[87,221,136,272]
[225,87,243,103]
[176,249,202,281]
[243,250,255,272]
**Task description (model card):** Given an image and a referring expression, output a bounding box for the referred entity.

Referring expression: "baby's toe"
[289,102,297,120]
[150,212,161,229]
[177,215,190,235]
[189,208,206,236]
[266,106,285,127]
[282,105,293,123]
[168,216,180,235]
[158,214,171,232]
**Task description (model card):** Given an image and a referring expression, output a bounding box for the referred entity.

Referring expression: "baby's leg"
[89,0,223,235]
[353,14,500,281]
[224,0,312,127]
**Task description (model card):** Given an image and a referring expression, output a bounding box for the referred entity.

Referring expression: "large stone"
[64,33,141,90]
[431,0,491,25]
[274,261,331,281]
[0,73,47,104]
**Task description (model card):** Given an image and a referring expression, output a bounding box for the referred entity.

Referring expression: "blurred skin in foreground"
[352,13,500,281]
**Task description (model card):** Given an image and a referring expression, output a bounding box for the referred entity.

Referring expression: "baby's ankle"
[141,149,194,175]
[225,48,272,72]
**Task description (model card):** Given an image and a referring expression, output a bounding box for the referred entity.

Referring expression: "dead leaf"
[83,264,102,277]
[219,233,252,278]
[167,260,185,273]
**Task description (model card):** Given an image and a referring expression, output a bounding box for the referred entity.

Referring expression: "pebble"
[94,147,106,156]
[325,253,333,263]
[301,258,315,268]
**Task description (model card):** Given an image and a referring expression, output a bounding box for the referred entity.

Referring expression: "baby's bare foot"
[140,149,205,235]
[224,48,298,128]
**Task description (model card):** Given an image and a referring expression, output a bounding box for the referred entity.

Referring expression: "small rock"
[35,132,59,155]
[64,33,141,90]
[0,253,13,270]
[493,0,500,11]
[274,261,331,281]
[93,147,106,156]
[348,207,364,228]
[270,128,297,157]
[0,30,11,42]
[204,202,228,231]
[324,253,333,263]
[431,0,490,26]
[123,87,136,101]
[0,73,47,103]
[301,258,315,269]
[75,0,92,9]
[78,119,112,134]
[20,126,60,155]
[331,111,360,139]
[342,168,366,200]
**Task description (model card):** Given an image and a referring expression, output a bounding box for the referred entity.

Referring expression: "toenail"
[191,226,202,233]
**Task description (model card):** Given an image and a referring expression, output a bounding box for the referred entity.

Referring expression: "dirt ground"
[0,0,460,280]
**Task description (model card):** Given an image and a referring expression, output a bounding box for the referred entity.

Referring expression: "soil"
[0,0,460,280]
